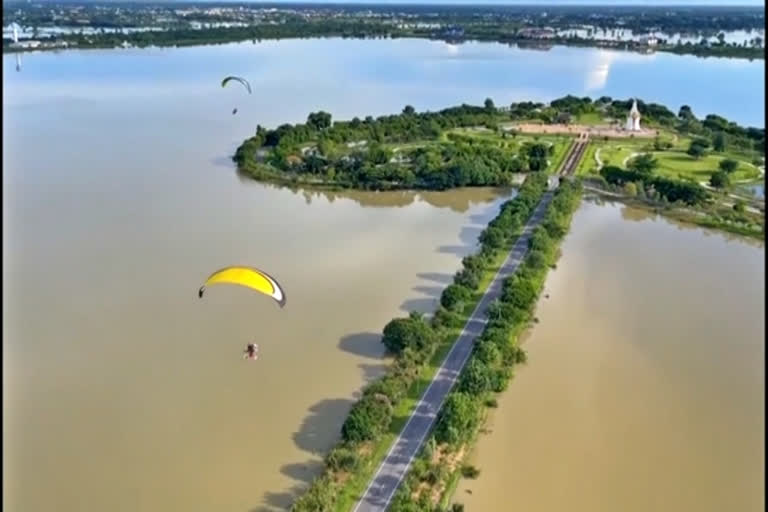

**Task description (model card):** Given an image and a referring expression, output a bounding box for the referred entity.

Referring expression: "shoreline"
[582,184,764,242]
[4,33,764,61]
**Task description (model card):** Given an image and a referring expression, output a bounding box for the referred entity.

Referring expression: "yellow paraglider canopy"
[199,266,286,307]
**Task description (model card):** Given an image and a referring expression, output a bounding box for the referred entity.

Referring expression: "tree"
[718,158,739,174]
[367,143,392,165]
[381,314,436,355]
[458,359,495,396]
[733,200,746,213]
[687,141,707,159]
[628,153,658,175]
[678,105,694,120]
[623,182,638,197]
[307,111,332,131]
[484,97,495,112]
[402,105,415,115]
[341,394,393,442]
[440,284,471,312]
[709,170,730,188]
[479,226,506,249]
[502,276,538,311]
[713,131,726,152]
[525,142,550,172]
[434,392,481,445]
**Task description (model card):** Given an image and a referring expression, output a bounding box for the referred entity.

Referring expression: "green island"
[235,96,765,239]
[233,97,762,511]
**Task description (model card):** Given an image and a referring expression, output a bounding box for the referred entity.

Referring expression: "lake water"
[454,199,764,512]
[4,38,764,127]
[2,38,764,512]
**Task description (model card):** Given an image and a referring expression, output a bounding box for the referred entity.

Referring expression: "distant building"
[441,25,464,38]
[518,27,556,40]
[639,35,658,47]
[625,99,642,131]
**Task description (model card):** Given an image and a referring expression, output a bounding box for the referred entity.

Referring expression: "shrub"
[433,306,466,329]
[325,446,360,472]
[341,393,393,443]
[434,392,482,445]
[454,267,481,290]
[458,359,495,396]
[709,170,730,189]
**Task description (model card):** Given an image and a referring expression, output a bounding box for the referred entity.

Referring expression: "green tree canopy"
[381,313,436,355]
[709,170,731,188]
[434,392,482,445]
[628,153,659,175]
[718,158,739,174]
[307,111,332,131]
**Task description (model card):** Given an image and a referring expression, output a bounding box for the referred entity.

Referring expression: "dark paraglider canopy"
[221,76,252,94]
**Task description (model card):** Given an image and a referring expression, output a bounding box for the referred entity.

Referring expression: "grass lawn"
[332,244,514,512]
[596,139,651,168]
[652,151,761,183]
[549,139,570,173]
[575,143,598,176]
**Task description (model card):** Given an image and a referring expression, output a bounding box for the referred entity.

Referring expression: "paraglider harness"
[244,343,258,360]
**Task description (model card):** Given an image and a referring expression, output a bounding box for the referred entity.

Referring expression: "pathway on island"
[351,137,588,512]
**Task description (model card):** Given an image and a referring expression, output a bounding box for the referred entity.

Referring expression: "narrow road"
[352,191,555,512]
[352,139,587,512]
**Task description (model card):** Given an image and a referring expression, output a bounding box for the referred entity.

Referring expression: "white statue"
[625,99,641,131]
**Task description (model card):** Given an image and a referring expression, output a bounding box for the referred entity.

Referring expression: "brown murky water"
[3,40,763,512]
[2,53,513,512]
[454,199,764,512]
[3,169,509,512]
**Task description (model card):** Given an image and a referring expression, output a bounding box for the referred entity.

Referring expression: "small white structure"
[547,175,560,190]
[625,99,641,132]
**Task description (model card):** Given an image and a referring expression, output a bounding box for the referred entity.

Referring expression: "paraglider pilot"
[243,343,258,360]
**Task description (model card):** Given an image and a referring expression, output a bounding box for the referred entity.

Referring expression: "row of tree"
[290,173,553,511]
[600,165,709,205]
[388,178,584,512]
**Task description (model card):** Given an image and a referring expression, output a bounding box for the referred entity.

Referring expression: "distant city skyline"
[180,0,765,5]
[20,0,764,5]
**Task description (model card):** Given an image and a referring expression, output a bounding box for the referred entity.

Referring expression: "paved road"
[352,190,556,512]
